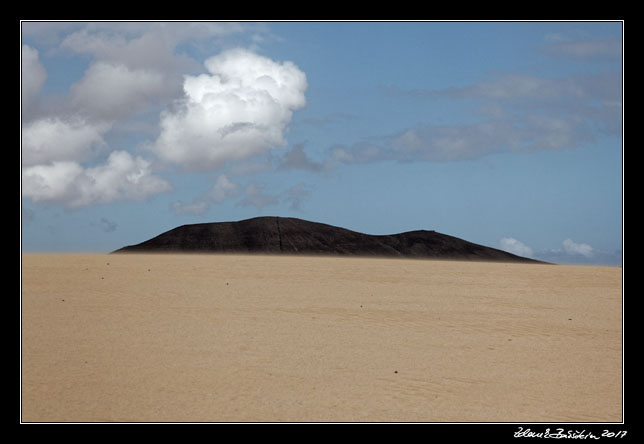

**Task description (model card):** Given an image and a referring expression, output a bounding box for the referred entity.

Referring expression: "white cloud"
[21,45,47,108]
[22,161,86,203]
[500,237,534,258]
[22,26,293,213]
[21,114,172,210]
[69,61,172,120]
[148,48,307,171]
[22,117,110,167]
[22,150,171,208]
[563,238,594,258]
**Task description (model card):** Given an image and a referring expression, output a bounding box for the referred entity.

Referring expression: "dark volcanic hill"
[113,216,542,263]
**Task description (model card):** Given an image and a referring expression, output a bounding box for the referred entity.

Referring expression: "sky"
[20,21,623,265]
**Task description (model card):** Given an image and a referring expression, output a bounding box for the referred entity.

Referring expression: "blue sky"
[21,21,623,265]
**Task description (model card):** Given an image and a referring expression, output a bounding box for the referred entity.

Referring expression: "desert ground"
[21,253,622,422]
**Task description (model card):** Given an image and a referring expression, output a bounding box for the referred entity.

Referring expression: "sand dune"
[21,253,622,422]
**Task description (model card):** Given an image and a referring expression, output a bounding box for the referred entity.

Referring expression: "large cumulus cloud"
[148,48,307,171]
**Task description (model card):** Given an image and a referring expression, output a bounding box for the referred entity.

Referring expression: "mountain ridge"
[113,216,544,263]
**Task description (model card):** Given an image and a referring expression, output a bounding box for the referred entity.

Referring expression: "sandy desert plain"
[20,252,623,423]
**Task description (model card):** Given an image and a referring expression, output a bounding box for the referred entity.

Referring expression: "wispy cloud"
[169,174,242,216]
[374,33,621,167]
[170,199,210,216]
[22,207,35,225]
[327,112,594,166]
[209,174,241,203]
[342,66,621,167]
[298,112,358,128]
[99,217,118,233]
[540,35,622,61]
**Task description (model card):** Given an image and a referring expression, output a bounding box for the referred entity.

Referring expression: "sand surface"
[21,253,622,422]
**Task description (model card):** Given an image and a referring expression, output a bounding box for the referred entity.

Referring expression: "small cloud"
[328,141,391,165]
[562,238,594,258]
[22,207,35,225]
[226,160,273,176]
[238,182,278,209]
[390,123,512,162]
[170,199,210,216]
[169,175,241,216]
[99,217,117,233]
[209,174,241,203]
[540,35,622,61]
[279,143,329,172]
[499,237,534,258]
[372,69,620,165]
[327,108,596,167]
[535,244,618,266]
[283,183,311,210]
[299,112,357,128]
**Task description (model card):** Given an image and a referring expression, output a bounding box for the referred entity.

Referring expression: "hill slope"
[113,216,542,263]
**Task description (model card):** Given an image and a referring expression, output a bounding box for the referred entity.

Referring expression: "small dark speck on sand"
[568,318,573,320]
[61,299,65,302]
[394,370,398,374]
